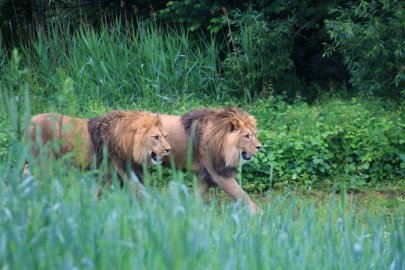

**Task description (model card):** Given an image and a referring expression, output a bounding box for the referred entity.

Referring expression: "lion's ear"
[247,116,257,127]
[229,118,241,132]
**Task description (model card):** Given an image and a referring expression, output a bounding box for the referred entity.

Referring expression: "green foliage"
[2,0,404,101]
[221,8,295,101]
[158,0,228,33]
[0,49,31,149]
[325,0,405,99]
[260,0,350,100]
[246,98,404,191]
[0,120,9,160]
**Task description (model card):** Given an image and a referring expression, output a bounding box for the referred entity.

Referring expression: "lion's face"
[137,125,171,165]
[236,127,261,163]
[221,116,261,166]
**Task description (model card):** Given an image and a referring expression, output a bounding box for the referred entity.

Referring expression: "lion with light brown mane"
[160,107,261,213]
[26,111,171,188]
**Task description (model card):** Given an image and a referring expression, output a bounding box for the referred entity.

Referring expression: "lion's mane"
[88,110,162,178]
[181,107,257,177]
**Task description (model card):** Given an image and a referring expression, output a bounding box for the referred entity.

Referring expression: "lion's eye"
[154,135,160,140]
[244,134,250,139]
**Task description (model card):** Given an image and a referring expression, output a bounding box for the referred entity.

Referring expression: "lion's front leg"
[204,166,260,214]
[197,167,215,198]
[215,176,259,214]
[111,159,147,200]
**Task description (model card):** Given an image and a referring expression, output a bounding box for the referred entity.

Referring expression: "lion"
[27,113,92,169]
[160,107,261,213]
[88,110,171,185]
[26,111,171,188]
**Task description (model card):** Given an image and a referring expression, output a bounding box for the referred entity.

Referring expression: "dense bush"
[245,98,404,191]
[5,0,404,100]
[325,0,405,99]
[221,8,295,101]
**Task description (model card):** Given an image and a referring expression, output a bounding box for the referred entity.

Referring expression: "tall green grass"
[0,143,404,269]
[14,21,223,107]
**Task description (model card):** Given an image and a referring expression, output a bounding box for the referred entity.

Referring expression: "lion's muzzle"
[241,151,253,161]
[150,149,171,165]
[151,152,163,165]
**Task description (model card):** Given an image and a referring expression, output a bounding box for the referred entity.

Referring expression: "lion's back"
[28,113,90,164]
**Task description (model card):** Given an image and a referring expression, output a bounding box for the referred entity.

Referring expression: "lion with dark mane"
[26,111,171,187]
[160,107,261,213]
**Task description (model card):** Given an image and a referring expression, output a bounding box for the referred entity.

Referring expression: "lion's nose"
[256,146,261,151]
[165,148,171,154]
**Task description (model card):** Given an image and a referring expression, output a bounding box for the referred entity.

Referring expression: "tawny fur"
[26,111,171,186]
[160,107,261,213]
[27,113,92,168]
[88,110,171,175]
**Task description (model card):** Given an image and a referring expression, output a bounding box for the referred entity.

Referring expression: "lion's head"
[181,107,261,177]
[89,111,171,167]
[130,114,171,165]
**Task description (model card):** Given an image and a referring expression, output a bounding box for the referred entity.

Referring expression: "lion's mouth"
[241,151,252,161]
[151,152,163,165]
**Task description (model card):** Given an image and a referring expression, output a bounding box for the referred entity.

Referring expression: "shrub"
[325,0,405,99]
[244,98,404,191]
[221,8,295,101]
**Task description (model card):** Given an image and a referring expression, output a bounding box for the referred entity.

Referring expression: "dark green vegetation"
[0,1,404,269]
[1,0,404,100]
